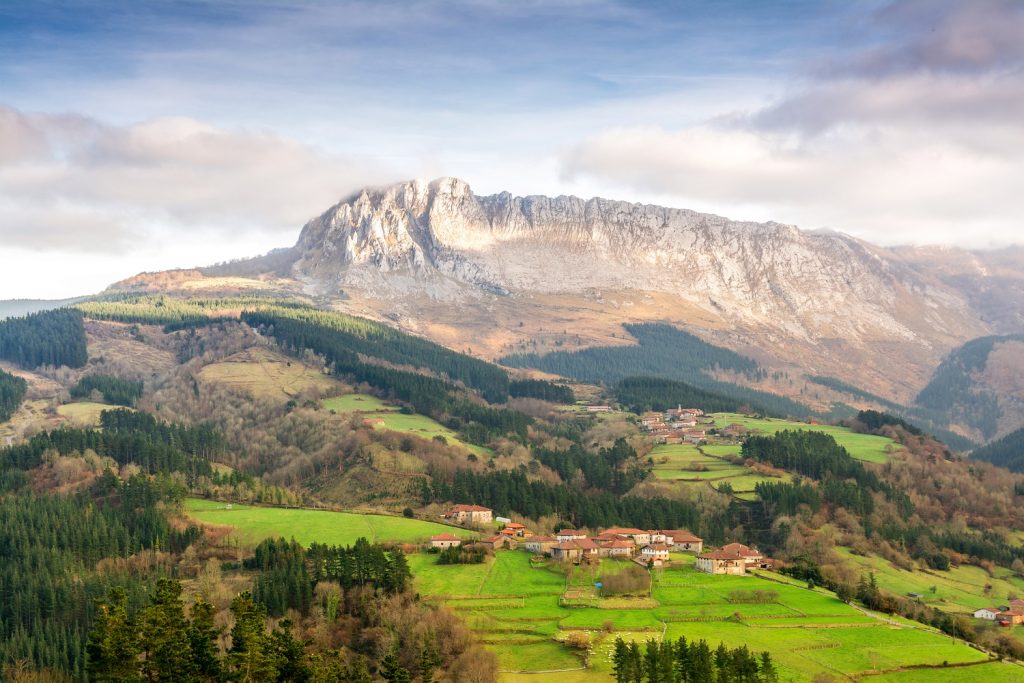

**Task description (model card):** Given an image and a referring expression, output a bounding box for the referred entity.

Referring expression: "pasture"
[322,393,491,456]
[647,443,790,500]
[408,549,994,682]
[197,347,342,400]
[835,547,1024,615]
[56,401,111,426]
[709,412,899,463]
[184,498,476,547]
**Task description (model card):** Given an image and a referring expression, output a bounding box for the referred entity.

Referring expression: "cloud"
[0,105,392,253]
[560,0,1024,247]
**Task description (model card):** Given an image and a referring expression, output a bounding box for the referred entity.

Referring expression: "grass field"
[407,549,993,681]
[710,412,899,463]
[647,443,790,499]
[56,401,111,426]
[835,547,1024,615]
[197,347,342,400]
[323,393,491,456]
[184,498,477,547]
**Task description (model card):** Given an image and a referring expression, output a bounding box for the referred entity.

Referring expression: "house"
[483,535,517,551]
[974,607,1002,620]
[430,534,462,549]
[661,530,703,553]
[524,535,557,555]
[640,543,671,564]
[556,529,587,543]
[604,540,635,557]
[442,504,493,526]
[998,609,1024,626]
[502,522,529,538]
[696,543,764,575]
[576,537,600,559]
[552,542,583,563]
[1010,599,1024,612]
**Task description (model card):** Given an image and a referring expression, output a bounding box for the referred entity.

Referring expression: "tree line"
[610,636,778,683]
[0,408,224,482]
[0,308,88,369]
[70,373,144,406]
[0,367,27,422]
[242,308,510,402]
[424,467,737,539]
[508,378,574,403]
[532,437,649,495]
[614,376,744,414]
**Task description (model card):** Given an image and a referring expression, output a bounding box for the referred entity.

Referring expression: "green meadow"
[184,499,476,547]
[408,550,993,682]
[710,412,899,463]
[647,443,791,500]
[323,393,491,456]
[835,547,1024,615]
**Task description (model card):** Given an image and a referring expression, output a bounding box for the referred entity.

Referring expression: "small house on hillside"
[552,542,583,563]
[662,530,703,553]
[696,543,765,575]
[974,607,1001,621]
[442,504,493,525]
[641,543,671,564]
[556,529,587,543]
[430,534,462,549]
[524,535,557,555]
[483,535,517,551]
[502,522,529,538]
[999,609,1024,626]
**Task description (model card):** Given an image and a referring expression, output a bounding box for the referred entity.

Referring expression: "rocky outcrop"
[292,177,982,345]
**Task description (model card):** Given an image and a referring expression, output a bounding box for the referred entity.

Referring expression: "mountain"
[110,177,1024,435]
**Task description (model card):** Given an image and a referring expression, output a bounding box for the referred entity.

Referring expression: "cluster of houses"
[973,600,1024,627]
[640,406,709,445]
[433,504,768,574]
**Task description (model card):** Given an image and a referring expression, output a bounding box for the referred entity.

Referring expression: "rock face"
[293,177,980,346]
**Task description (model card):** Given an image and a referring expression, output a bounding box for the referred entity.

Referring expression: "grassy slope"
[55,401,114,426]
[647,443,791,500]
[407,550,991,682]
[197,347,343,400]
[184,499,477,547]
[835,547,1024,615]
[323,393,491,456]
[710,412,898,463]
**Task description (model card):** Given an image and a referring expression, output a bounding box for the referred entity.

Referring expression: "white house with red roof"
[430,533,462,549]
[696,543,764,575]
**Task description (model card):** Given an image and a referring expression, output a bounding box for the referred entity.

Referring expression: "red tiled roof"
[505,522,526,529]
[557,529,583,536]
[662,530,702,543]
[576,538,599,550]
[431,534,461,541]
[448,504,492,513]
[643,543,671,552]
[528,535,554,543]
[607,540,634,549]
[555,542,582,551]
[604,527,646,535]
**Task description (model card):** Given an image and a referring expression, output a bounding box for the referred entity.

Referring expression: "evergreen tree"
[225,593,281,683]
[138,579,195,683]
[189,597,221,682]
[86,587,142,683]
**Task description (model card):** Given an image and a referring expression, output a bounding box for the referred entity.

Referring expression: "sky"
[1,0,1022,298]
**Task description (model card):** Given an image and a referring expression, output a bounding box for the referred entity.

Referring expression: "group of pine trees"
[424,467,737,539]
[87,581,309,683]
[0,408,223,481]
[70,373,144,406]
[532,437,648,495]
[0,308,88,369]
[0,367,27,421]
[610,637,778,683]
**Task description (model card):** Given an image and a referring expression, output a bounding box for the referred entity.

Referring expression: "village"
[638,406,712,445]
[433,503,770,575]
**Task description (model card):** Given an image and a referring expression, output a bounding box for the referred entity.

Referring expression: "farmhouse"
[604,528,651,545]
[696,543,765,575]
[524,535,557,555]
[973,607,1001,620]
[662,530,703,553]
[640,543,671,565]
[501,522,530,538]
[556,529,587,542]
[483,535,517,551]
[999,609,1024,626]
[552,542,582,563]
[601,540,635,558]
[442,504,493,525]
[429,533,462,549]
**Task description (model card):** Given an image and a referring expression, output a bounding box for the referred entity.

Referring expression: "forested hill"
[971,427,1024,472]
[0,308,88,369]
[915,334,1024,441]
[502,323,811,418]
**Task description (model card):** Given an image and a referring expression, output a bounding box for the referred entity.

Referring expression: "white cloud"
[560,0,1024,247]
[0,106,394,253]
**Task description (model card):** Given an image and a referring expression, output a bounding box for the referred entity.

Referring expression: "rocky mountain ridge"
[291,177,983,347]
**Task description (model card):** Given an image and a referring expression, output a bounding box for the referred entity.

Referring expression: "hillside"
[104,178,1024,441]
